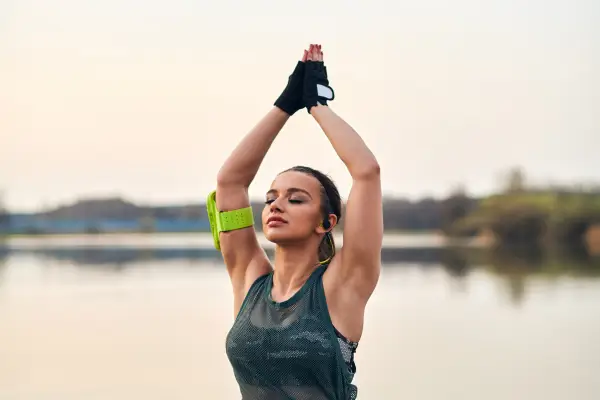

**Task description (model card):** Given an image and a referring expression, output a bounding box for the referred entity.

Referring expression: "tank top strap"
[234,272,270,321]
[313,263,329,277]
[310,263,329,291]
[307,263,328,287]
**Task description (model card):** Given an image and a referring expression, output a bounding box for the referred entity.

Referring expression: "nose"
[269,198,284,213]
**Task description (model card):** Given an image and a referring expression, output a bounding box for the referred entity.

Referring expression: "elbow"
[352,161,380,180]
[216,168,248,188]
[216,169,232,187]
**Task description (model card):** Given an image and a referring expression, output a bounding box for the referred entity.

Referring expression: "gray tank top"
[226,264,358,399]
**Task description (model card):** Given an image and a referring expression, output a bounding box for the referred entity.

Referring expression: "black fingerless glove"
[303,61,334,113]
[274,61,305,115]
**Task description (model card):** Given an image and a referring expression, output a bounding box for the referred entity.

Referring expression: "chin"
[264,227,297,244]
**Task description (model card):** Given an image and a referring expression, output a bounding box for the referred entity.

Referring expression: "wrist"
[309,103,331,117]
[271,106,292,120]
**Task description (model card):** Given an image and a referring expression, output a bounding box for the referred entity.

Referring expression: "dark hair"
[283,165,342,263]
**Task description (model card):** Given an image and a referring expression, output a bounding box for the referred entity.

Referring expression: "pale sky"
[2,0,598,212]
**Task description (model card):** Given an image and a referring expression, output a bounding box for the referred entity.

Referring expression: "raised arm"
[312,105,383,299]
[217,52,308,316]
[216,108,286,311]
[305,46,383,302]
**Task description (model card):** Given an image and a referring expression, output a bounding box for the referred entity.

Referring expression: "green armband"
[206,190,254,250]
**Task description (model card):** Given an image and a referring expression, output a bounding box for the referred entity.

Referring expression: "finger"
[320,51,324,62]
[302,50,308,62]
[312,45,319,60]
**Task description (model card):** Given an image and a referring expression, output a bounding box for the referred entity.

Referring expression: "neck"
[271,239,320,300]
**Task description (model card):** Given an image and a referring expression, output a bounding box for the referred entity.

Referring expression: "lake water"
[1,234,599,399]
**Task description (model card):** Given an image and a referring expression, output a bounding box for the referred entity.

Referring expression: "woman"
[215,44,383,399]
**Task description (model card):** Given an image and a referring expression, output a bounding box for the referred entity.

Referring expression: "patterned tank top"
[225,264,359,399]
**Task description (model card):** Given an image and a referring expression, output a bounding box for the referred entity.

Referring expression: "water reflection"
[2,240,599,294]
[3,246,459,268]
[0,248,7,285]
[440,247,470,278]
[2,242,599,271]
[6,247,221,269]
[2,237,600,400]
[451,245,600,306]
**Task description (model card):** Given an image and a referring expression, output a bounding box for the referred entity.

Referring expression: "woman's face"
[262,171,325,244]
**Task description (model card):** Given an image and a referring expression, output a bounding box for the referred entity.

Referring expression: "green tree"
[440,184,476,236]
[503,166,526,193]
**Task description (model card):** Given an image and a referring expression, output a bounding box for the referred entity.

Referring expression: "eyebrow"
[266,187,313,199]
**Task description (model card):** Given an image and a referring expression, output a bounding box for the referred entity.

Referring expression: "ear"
[316,214,338,234]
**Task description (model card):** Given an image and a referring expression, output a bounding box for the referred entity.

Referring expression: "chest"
[226,293,339,378]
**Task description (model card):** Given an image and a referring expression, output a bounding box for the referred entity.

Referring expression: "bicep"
[337,175,383,298]
[216,184,272,305]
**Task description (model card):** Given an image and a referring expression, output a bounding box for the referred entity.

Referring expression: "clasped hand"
[274,44,335,115]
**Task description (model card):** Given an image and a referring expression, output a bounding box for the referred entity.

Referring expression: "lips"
[267,215,287,225]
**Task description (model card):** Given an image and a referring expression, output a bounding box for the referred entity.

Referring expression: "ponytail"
[318,232,336,265]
